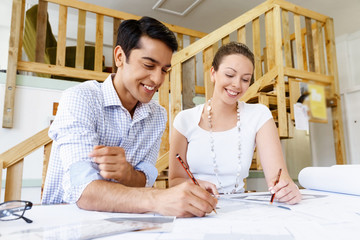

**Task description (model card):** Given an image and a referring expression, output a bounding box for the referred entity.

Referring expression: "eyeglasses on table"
[0,200,33,223]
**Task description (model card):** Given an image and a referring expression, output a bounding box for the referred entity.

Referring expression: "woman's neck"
[202,97,239,132]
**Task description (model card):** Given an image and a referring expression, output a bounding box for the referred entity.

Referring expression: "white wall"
[336,31,360,164]
[0,76,64,184]
[0,0,12,70]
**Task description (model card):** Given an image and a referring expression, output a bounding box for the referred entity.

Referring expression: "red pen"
[270,168,282,204]
[176,154,217,214]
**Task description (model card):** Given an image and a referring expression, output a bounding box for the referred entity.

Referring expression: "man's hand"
[89,146,146,187]
[152,182,218,218]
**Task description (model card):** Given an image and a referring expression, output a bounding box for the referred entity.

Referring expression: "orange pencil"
[176,154,217,214]
[270,168,282,204]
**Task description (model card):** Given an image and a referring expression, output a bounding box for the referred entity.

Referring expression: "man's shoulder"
[65,80,101,94]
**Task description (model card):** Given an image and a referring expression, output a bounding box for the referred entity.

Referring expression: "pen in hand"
[270,168,282,204]
[176,154,217,214]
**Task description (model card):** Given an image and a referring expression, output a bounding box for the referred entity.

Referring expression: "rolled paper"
[298,165,360,196]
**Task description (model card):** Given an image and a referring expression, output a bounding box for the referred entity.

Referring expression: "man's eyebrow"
[142,57,171,68]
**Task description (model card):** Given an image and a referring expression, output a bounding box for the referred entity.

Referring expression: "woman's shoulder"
[173,104,204,132]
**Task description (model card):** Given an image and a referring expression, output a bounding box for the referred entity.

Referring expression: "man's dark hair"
[116,16,178,61]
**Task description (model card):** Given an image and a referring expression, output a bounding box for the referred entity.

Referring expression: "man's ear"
[114,45,125,68]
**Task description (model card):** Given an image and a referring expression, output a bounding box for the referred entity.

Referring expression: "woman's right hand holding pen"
[268,175,302,205]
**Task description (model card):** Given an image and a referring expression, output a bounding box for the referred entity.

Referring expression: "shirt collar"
[102,74,151,120]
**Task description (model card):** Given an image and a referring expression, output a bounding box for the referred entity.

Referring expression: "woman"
[169,42,301,204]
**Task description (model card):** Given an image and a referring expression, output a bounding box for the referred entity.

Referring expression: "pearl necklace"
[207,98,242,194]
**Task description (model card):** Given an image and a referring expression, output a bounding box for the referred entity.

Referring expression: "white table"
[1,190,360,240]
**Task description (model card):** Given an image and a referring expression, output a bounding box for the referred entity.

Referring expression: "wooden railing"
[3,0,207,128]
[168,0,345,166]
[1,0,347,200]
[0,126,170,201]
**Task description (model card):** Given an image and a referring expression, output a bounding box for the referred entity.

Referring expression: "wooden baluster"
[5,160,24,201]
[203,44,216,100]
[41,142,52,200]
[159,73,170,156]
[237,26,246,44]
[75,9,86,69]
[305,17,315,72]
[252,17,262,81]
[35,0,48,64]
[265,10,275,70]
[283,10,299,121]
[112,18,121,73]
[57,5,67,67]
[182,57,196,110]
[170,63,182,124]
[294,14,304,71]
[177,33,183,51]
[221,35,230,45]
[95,14,104,72]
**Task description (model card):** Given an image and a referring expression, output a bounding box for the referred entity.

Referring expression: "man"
[42,16,217,217]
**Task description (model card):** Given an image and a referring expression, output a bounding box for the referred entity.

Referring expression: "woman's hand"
[269,178,302,204]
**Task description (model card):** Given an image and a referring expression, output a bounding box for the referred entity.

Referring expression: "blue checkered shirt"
[41,74,167,204]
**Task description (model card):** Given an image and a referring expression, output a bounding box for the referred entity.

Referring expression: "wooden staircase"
[1,0,346,200]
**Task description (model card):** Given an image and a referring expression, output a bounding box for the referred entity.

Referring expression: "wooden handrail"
[0,127,51,168]
[45,0,207,38]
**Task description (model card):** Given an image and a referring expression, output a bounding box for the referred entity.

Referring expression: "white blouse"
[173,102,272,193]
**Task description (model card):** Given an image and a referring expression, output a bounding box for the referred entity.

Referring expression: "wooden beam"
[170,63,182,125]
[273,6,287,137]
[155,152,169,173]
[44,0,206,38]
[17,61,109,81]
[284,67,333,85]
[325,18,346,164]
[171,0,274,65]
[0,127,51,168]
[159,73,170,156]
[273,0,328,22]
[2,0,23,128]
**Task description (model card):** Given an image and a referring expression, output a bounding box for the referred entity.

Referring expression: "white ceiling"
[80,0,360,37]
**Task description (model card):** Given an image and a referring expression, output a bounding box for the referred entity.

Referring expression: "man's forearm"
[76,180,155,213]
